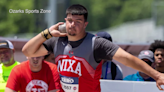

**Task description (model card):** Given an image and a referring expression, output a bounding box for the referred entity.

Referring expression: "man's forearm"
[22,33,48,57]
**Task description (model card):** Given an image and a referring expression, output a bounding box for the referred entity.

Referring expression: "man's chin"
[68,32,76,36]
[156,67,164,72]
[157,65,163,67]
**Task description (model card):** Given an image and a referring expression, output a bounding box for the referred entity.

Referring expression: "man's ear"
[84,22,88,29]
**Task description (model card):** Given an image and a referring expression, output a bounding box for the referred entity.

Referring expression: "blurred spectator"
[5,56,61,92]
[44,53,55,64]
[123,50,155,81]
[0,40,20,91]
[149,40,164,73]
[96,31,123,80]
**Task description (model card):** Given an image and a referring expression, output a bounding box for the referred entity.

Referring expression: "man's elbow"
[22,48,31,57]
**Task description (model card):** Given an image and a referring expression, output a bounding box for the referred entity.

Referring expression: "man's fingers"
[56,22,65,29]
[60,33,67,37]
[49,22,65,31]
[50,30,67,37]
[157,84,164,91]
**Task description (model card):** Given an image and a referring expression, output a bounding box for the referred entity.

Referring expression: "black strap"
[111,61,117,80]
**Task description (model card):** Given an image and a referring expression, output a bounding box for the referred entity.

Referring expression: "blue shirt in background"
[123,72,155,81]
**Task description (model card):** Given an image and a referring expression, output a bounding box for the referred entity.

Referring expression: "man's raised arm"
[22,22,67,57]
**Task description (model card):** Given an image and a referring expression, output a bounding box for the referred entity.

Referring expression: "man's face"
[65,14,88,36]
[28,56,44,69]
[0,48,14,65]
[154,48,164,72]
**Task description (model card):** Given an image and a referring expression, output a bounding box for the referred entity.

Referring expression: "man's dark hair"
[44,54,50,60]
[66,4,88,22]
[149,40,164,52]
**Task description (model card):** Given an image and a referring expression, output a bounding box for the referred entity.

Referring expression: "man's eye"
[77,21,80,23]
[155,54,164,56]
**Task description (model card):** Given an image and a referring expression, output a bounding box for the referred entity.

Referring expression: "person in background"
[123,50,155,81]
[149,40,164,73]
[44,53,55,64]
[0,40,20,92]
[5,55,61,92]
[96,31,123,80]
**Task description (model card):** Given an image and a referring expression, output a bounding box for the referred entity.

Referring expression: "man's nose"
[33,57,38,60]
[71,22,75,27]
[157,55,162,58]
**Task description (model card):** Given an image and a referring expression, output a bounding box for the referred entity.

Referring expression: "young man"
[5,56,61,92]
[22,4,164,92]
[96,31,123,80]
[123,50,155,81]
[0,40,20,92]
[149,40,164,73]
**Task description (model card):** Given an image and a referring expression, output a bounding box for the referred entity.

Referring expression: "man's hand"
[49,22,67,37]
[156,73,164,91]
